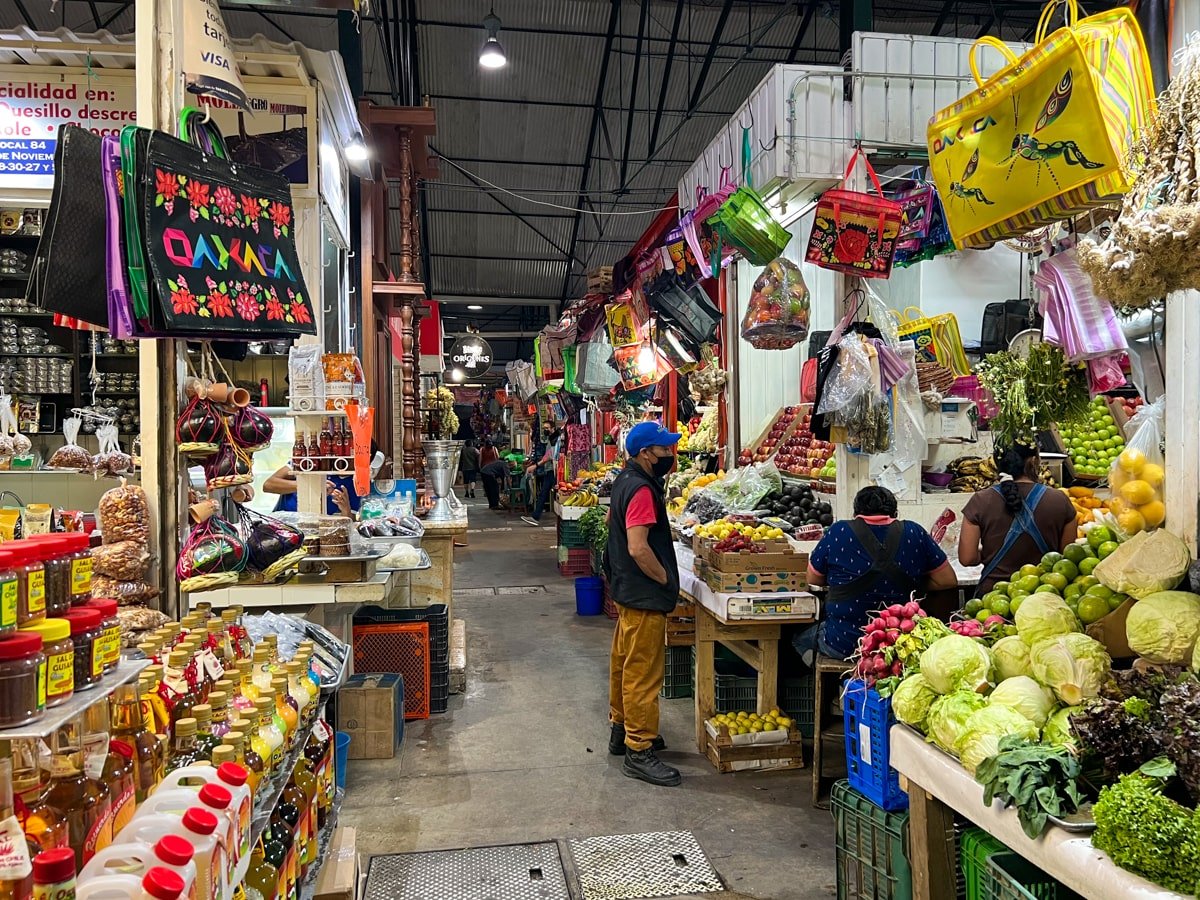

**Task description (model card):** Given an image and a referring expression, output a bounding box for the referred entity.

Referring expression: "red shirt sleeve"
[624,486,658,529]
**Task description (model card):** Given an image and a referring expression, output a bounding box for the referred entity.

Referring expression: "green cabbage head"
[1126,591,1200,665]
[992,635,1032,681]
[1029,633,1112,706]
[1042,705,1081,752]
[957,705,1039,774]
[927,690,988,754]
[919,634,992,694]
[987,675,1055,728]
[892,674,939,731]
[1015,593,1081,647]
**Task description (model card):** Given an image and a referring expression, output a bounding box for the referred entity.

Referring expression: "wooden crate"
[744,407,805,458]
[1048,424,1105,487]
[586,266,613,293]
[666,601,695,647]
[701,563,806,594]
[704,722,805,774]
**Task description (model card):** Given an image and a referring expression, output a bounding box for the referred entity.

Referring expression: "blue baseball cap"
[626,422,681,457]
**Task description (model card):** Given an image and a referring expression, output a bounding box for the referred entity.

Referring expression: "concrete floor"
[341,500,837,900]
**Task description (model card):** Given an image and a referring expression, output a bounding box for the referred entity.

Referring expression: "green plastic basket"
[960,828,1008,900]
[831,780,912,900]
[979,853,1083,900]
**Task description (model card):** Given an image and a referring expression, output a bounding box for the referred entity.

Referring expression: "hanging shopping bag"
[644,273,720,346]
[708,185,792,266]
[893,184,955,268]
[927,0,1155,249]
[893,178,936,249]
[894,308,971,375]
[125,108,317,337]
[27,124,109,328]
[101,134,136,339]
[805,148,904,278]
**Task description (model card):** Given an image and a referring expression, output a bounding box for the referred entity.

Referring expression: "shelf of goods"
[890,726,1185,900]
[0,657,149,740]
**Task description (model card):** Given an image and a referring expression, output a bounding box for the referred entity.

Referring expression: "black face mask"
[651,455,675,478]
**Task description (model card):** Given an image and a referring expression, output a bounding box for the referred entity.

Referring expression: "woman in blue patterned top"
[794,486,958,663]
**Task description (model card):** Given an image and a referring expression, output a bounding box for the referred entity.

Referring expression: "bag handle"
[1036,0,1079,43]
[178,106,230,159]
[902,306,927,323]
[841,147,884,197]
[969,36,1020,86]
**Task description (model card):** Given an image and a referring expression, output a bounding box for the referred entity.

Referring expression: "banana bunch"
[946,456,997,478]
[563,490,600,507]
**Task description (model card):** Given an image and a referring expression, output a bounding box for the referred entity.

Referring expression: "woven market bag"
[894,307,971,376]
[926,0,1155,249]
[805,149,903,279]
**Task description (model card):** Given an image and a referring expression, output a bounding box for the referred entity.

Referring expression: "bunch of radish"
[950,614,1013,642]
[854,600,928,685]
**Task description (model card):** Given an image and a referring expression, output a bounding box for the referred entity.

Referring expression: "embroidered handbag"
[805,148,903,279]
[926,0,1155,249]
[124,108,317,337]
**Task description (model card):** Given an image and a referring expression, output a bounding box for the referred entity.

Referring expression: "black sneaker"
[608,723,666,755]
[622,748,681,786]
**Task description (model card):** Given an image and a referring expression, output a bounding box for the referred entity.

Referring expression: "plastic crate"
[779,674,815,739]
[557,518,588,549]
[430,664,450,714]
[558,547,593,577]
[661,645,694,699]
[690,647,813,728]
[831,780,912,900]
[961,828,1009,900]
[351,622,430,720]
[979,853,1083,900]
[603,591,618,620]
[355,604,448,664]
[843,679,907,811]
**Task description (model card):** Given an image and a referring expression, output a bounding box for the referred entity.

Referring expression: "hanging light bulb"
[636,343,657,376]
[479,8,507,69]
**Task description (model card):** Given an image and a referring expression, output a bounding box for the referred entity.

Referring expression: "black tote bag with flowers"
[139,110,316,337]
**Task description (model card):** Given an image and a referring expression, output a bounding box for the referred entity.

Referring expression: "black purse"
[645,273,720,345]
[26,125,109,327]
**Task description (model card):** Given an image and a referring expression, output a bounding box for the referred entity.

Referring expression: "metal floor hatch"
[568,831,725,900]
[363,843,570,900]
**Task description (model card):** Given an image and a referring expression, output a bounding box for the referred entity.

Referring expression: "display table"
[410,514,469,619]
[890,725,1186,900]
[675,544,819,752]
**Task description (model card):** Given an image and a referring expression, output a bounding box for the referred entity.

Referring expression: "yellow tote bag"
[926,0,1155,249]
[894,308,971,376]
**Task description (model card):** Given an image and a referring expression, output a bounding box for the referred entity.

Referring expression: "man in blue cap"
[605,421,682,786]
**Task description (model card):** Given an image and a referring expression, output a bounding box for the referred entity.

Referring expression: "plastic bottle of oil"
[45,717,113,868]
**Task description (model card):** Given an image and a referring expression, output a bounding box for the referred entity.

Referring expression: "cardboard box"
[1086,597,1134,659]
[314,826,357,900]
[702,566,806,594]
[706,545,807,574]
[338,674,405,759]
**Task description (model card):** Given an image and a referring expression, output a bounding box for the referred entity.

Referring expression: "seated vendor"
[264,440,387,516]
[793,485,958,664]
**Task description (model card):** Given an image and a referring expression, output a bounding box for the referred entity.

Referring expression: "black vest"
[605,462,680,613]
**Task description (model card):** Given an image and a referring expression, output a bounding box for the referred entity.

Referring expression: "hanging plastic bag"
[345,400,375,499]
[92,422,132,477]
[1107,397,1166,536]
[47,416,93,470]
[740,257,811,350]
[817,335,873,418]
[98,480,149,544]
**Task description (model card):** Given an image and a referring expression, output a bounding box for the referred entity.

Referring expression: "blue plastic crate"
[843,679,907,812]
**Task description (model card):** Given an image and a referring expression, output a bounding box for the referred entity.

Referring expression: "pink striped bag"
[1035,248,1127,361]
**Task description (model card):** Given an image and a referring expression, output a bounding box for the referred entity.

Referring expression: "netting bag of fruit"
[740,257,810,350]
[1107,397,1165,536]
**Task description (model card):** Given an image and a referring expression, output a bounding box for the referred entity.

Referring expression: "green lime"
[1041,552,1064,569]
[1078,557,1100,577]
[1108,593,1127,611]
[1077,594,1110,625]
[1086,585,1115,601]
[993,581,1011,597]
[990,597,1011,618]
[1077,575,1100,590]
[1088,525,1113,549]
[1040,572,1069,591]
[964,598,984,616]
[1098,541,1120,559]
[975,609,992,624]
[1019,564,1043,579]
[1053,560,1079,581]
[1015,575,1042,594]
[1008,594,1026,615]
[1063,544,1089,565]
[1064,583,1083,600]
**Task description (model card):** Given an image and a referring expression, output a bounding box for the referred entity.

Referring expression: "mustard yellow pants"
[608,604,666,751]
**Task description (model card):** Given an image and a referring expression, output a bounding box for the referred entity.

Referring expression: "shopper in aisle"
[794,486,958,664]
[606,422,682,787]
[460,440,480,499]
[479,457,509,511]
[479,438,500,469]
[521,424,562,527]
[958,443,1078,595]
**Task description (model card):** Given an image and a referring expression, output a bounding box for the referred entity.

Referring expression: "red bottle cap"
[85,598,118,618]
[182,807,218,835]
[0,550,14,569]
[110,739,134,760]
[0,632,43,659]
[154,835,195,867]
[216,761,248,787]
[32,848,75,884]
[142,867,186,900]
[198,782,231,809]
[62,608,102,634]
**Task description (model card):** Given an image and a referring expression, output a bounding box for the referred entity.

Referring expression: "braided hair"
[994,444,1040,515]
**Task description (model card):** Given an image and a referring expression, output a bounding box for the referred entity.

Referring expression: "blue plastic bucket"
[335,731,351,789]
[575,576,604,616]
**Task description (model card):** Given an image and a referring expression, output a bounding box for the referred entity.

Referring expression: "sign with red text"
[0,69,135,190]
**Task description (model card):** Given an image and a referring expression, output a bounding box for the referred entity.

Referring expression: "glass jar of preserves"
[19,618,73,707]
[83,598,120,674]
[0,632,44,727]
[62,608,103,692]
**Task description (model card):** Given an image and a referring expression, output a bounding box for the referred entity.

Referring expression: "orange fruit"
[1138,500,1166,528]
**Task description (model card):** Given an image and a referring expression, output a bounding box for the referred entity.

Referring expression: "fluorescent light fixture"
[467,304,483,311]
[344,137,370,162]
[479,9,506,68]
